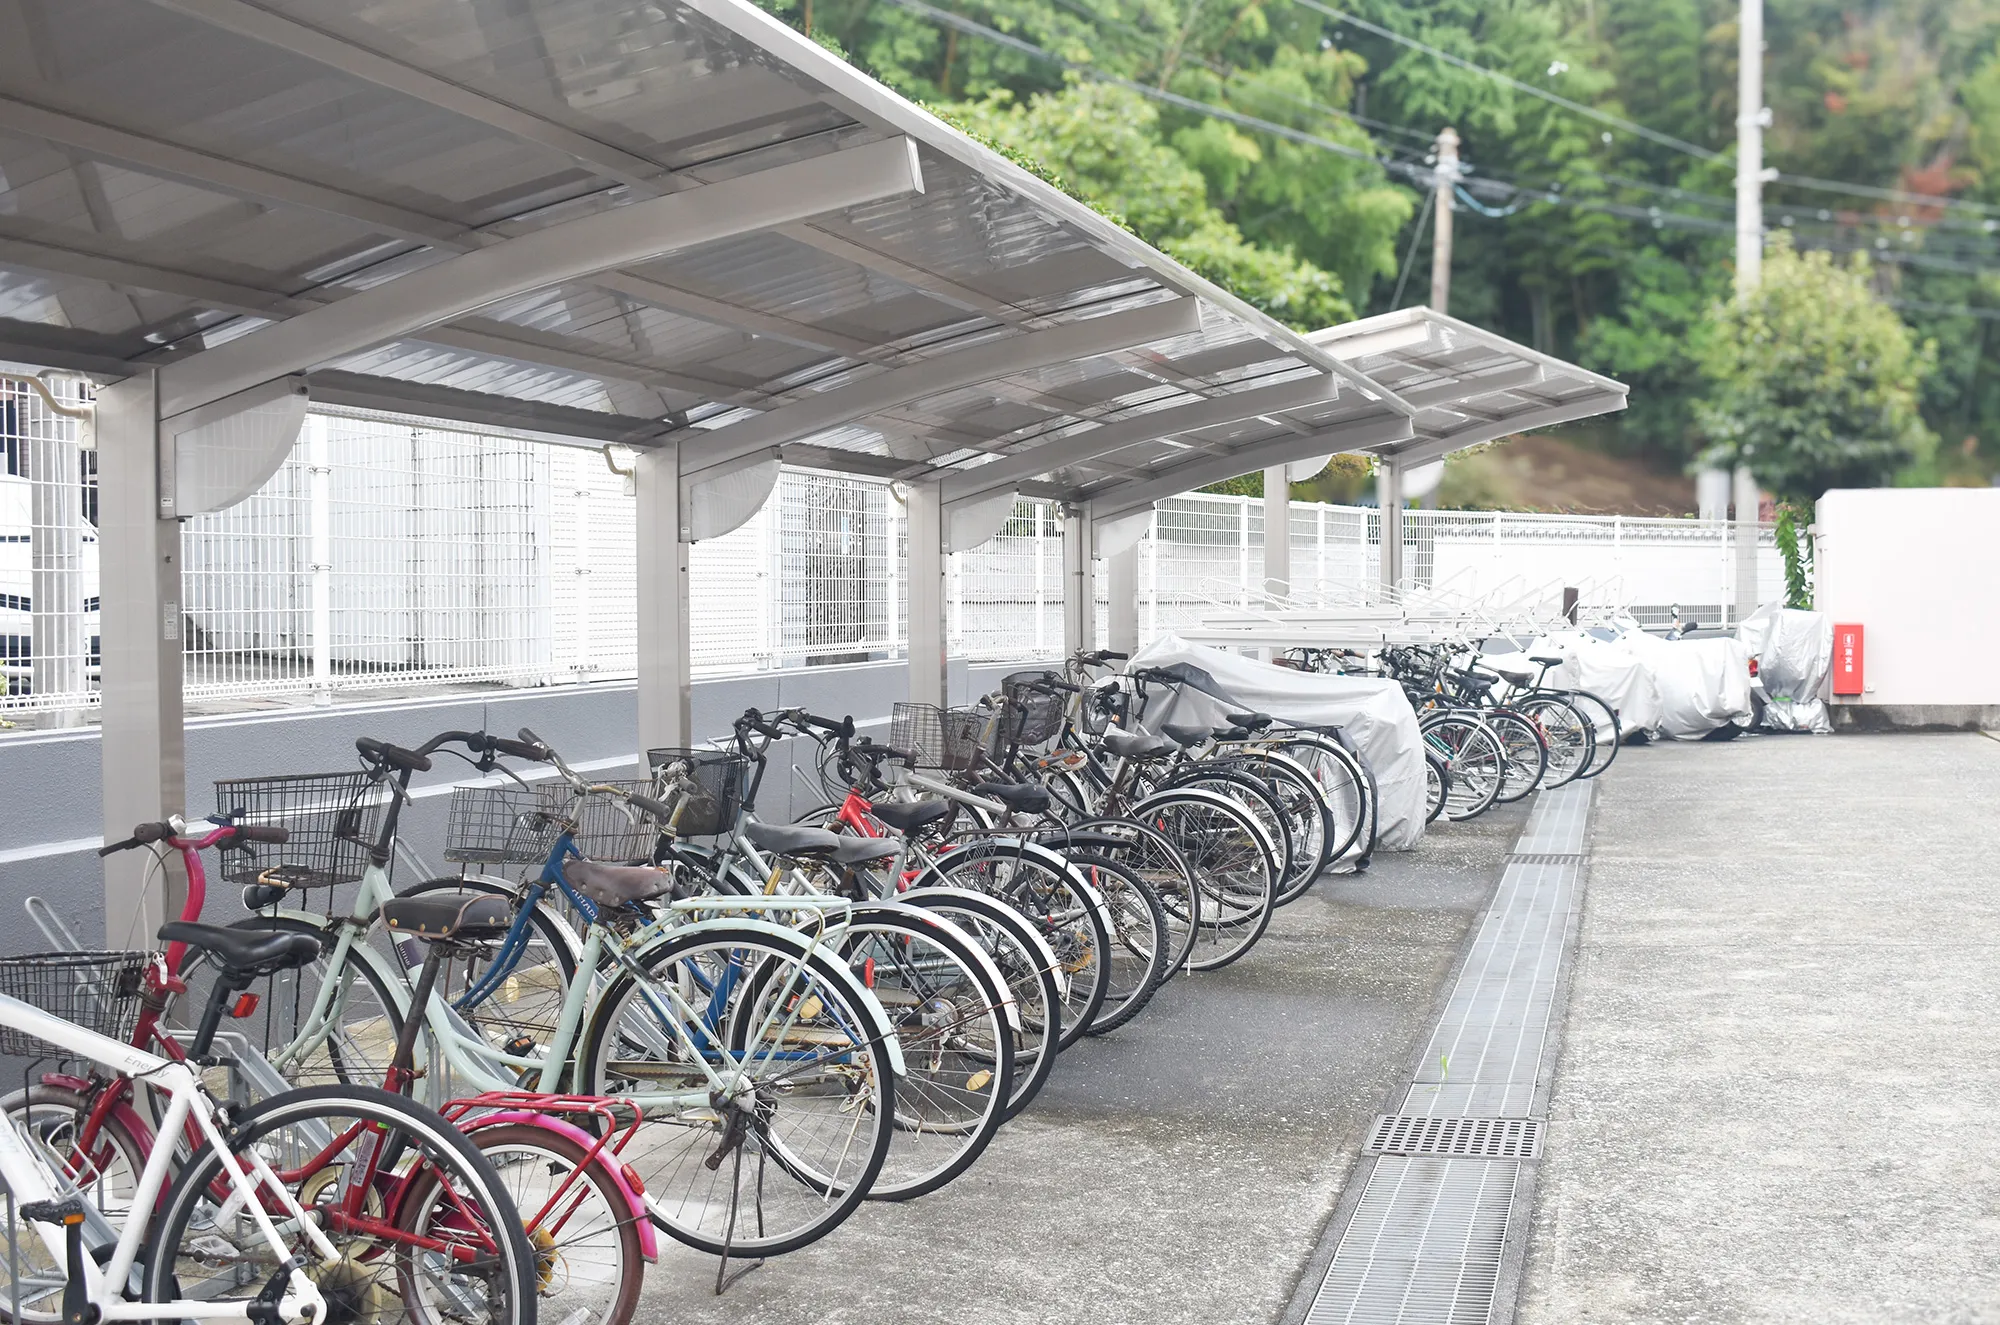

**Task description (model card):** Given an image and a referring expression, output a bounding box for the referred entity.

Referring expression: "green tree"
[1693,236,1938,501]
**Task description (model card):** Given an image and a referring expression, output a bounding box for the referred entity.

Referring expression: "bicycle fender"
[461,1112,657,1260]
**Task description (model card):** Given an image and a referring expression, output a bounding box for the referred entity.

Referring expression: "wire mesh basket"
[570,781,666,862]
[444,785,563,865]
[645,749,749,837]
[0,951,150,1056]
[213,771,387,887]
[1000,672,1068,748]
[890,703,988,773]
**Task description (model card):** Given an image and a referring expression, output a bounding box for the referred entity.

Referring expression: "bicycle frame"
[0,993,332,1324]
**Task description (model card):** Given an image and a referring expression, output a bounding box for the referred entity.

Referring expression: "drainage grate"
[1508,851,1582,865]
[1306,1159,1519,1325]
[1367,1115,1542,1159]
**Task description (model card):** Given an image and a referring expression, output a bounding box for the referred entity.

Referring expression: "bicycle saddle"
[744,821,842,858]
[870,800,952,835]
[159,922,321,976]
[1530,655,1566,668]
[565,861,679,908]
[1225,712,1272,732]
[973,780,1052,814]
[1160,723,1211,747]
[1101,730,1175,761]
[379,892,514,941]
[832,836,901,866]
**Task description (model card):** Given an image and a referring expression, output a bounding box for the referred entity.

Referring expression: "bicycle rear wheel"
[1133,788,1278,971]
[145,1084,537,1325]
[1512,695,1593,788]
[1486,709,1550,803]
[1567,689,1622,778]
[1421,717,1505,821]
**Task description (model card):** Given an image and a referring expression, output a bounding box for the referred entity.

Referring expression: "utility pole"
[1732,0,1766,623]
[1429,126,1460,314]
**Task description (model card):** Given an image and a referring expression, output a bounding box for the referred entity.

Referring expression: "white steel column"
[1061,503,1097,657]
[97,374,186,943]
[636,441,690,753]
[1262,465,1290,597]
[906,481,947,706]
[1377,458,1405,592]
[1732,464,1761,623]
[1106,544,1139,657]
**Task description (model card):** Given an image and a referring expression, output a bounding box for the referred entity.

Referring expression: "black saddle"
[1530,655,1566,668]
[379,892,514,942]
[160,922,320,977]
[743,821,842,858]
[1160,723,1211,748]
[870,800,952,835]
[974,780,1052,814]
[1101,730,1175,761]
[1225,712,1272,732]
[832,836,901,866]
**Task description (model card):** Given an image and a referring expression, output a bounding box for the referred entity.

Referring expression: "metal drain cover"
[1366,1114,1543,1160]
[1508,851,1583,865]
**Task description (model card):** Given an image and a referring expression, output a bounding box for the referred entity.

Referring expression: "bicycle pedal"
[19,1197,85,1225]
[501,1035,537,1058]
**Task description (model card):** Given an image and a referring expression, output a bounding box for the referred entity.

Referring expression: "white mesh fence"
[0,394,1783,725]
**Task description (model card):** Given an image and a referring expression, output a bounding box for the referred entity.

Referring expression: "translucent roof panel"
[0,0,1624,513]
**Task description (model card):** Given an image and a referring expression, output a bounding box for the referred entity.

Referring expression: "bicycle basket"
[444,784,563,865]
[890,703,987,773]
[213,771,386,888]
[999,673,1066,748]
[570,781,666,862]
[645,748,748,837]
[0,951,150,1056]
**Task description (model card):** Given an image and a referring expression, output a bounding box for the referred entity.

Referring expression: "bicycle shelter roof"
[0,0,1624,515]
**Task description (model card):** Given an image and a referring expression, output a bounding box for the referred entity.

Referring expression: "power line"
[1300,0,2000,219]
[876,0,1433,181]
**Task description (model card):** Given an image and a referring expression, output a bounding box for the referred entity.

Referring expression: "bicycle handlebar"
[354,737,433,774]
[98,820,288,856]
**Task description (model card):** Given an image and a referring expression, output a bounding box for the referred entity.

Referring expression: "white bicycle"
[0,909,538,1325]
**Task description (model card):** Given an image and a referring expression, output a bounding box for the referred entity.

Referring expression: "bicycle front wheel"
[144,1084,537,1325]
[576,925,898,1257]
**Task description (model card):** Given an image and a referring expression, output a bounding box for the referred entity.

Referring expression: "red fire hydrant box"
[1832,623,1865,696]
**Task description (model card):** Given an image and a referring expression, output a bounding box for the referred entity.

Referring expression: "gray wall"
[0,657,1047,950]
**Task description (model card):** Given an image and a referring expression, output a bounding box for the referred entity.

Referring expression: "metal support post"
[1430,127,1460,313]
[1735,0,1766,297]
[1061,503,1096,658]
[97,374,186,944]
[1262,465,1290,598]
[1107,543,1139,658]
[1376,458,1405,593]
[637,441,690,753]
[906,480,947,706]
[1733,464,1761,623]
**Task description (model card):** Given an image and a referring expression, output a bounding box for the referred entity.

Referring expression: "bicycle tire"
[1485,708,1550,803]
[1420,715,1505,821]
[1566,689,1623,778]
[1131,786,1278,971]
[217,914,410,1091]
[1061,852,1168,1035]
[574,923,897,1256]
[144,1084,538,1325]
[458,1122,644,1325]
[1511,695,1593,789]
[1043,817,1201,981]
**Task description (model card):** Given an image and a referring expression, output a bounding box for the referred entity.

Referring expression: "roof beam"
[1396,362,1543,409]
[1089,410,1414,522]
[142,0,673,190]
[775,222,1030,323]
[0,94,467,247]
[939,372,1338,506]
[1380,391,1628,469]
[156,136,924,418]
[0,229,311,319]
[679,296,1201,482]
[416,323,761,406]
[306,369,668,444]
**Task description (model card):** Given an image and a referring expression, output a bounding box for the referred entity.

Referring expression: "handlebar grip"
[235,824,289,845]
[96,837,140,857]
[514,729,557,761]
[490,737,549,761]
[628,794,675,822]
[1040,677,1081,693]
[800,712,856,740]
[356,737,433,773]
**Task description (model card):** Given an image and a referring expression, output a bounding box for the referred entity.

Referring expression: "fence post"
[26,383,85,724]
[308,417,332,704]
